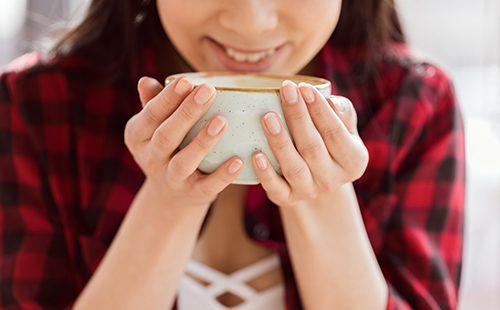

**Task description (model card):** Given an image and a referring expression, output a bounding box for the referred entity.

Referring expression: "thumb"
[327,95,358,134]
[137,76,163,107]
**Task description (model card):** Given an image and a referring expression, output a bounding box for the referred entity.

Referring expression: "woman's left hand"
[251,80,369,208]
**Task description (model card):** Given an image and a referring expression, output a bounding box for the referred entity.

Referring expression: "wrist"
[278,182,354,213]
[137,178,211,221]
[277,182,358,238]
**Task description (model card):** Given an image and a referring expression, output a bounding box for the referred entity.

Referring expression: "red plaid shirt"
[0,42,465,309]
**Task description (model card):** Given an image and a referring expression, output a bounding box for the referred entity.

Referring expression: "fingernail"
[140,77,157,90]
[264,112,281,135]
[254,153,268,170]
[281,80,298,104]
[228,159,243,173]
[298,82,315,104]
[194,84,215,105]
[175,78,192,95]
[207,116,226,137]
[332,96,348,113]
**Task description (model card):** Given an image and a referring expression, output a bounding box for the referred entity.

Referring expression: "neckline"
[186,253,281,281]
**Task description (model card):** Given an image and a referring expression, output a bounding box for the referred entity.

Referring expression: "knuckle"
[192,134,212,151]
[158,83,178,99]
[152,128,173,150]
[345,155,368,180]
[285,163,308,180]
[305,189,318,200]
[273,137,289,153]
[317,177,338,192]
[142,104,162,124]
[358,146,369,168]
[323,124,343,141]
[124,114,147,146]
[167,156,191,177]
[308,107,324,121]
[352,151,369,180]
[124,118,137,147]
[177,104,197,122]
[298,140,323,158]
[288,109,307,122]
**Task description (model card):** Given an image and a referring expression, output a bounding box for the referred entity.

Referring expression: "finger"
[166,115,228,181]
[149,83,216,161]
[326,95,368,175]
[132,76,194,142]
[327,95,358,135]
[261,111,315,194]
[191,156,244,197]
[252,152,291,204]
[303,86,364,171]
[138,76,163,107]
[280,80,333,177]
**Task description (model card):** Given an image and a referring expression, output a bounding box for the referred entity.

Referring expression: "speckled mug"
[165,71,332,184]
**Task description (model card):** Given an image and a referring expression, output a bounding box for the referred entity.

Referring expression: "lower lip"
[205,37,287,72]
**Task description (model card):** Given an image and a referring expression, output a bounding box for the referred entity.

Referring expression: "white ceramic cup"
[165,71,332,184]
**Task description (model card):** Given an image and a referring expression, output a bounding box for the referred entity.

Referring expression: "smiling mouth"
[208,37,286,64]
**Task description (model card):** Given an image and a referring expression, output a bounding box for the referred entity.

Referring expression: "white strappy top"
[178,254,286,310]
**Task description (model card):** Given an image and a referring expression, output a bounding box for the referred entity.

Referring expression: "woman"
[0,0,465,309]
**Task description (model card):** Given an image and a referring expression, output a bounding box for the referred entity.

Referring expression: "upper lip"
[208,36,286,53]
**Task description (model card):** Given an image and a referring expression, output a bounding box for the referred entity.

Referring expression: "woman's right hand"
[124,76,244,208]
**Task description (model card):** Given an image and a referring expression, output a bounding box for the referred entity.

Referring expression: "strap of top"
[184,254,281,298]
[229,254,280,282]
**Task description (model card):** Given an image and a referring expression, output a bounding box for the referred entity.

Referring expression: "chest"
[187,185,285,307]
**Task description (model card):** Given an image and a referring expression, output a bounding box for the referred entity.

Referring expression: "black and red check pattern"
[0,42,465,309]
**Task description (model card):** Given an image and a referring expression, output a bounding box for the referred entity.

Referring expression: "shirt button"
[252,223,270,240]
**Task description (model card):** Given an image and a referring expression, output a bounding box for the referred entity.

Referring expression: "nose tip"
[219,1,278,35]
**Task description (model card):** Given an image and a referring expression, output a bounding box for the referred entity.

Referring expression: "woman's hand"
[124,76,244,208]
[77,76,242,309]
[251,80,369,208]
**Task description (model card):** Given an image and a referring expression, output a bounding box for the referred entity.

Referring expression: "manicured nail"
[194,84,215,105]
[175,78,192,95]
[298,82,315,104]
[207,116,226,137]
[281,80,298,104]
[228,159,243,173]
[264,112,281,135]
[254,153,268,170]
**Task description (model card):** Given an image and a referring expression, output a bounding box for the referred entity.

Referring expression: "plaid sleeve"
[378,66,466,309]
[0,70,78,308]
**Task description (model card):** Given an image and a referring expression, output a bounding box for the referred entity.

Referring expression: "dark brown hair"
[51,0,405,81]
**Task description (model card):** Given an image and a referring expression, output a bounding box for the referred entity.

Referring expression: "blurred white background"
[397,1,500,309]
[1,1,499,309]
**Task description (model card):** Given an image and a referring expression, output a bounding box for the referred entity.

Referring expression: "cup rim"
[165,71,331,93]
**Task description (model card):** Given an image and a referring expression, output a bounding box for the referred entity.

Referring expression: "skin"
[156,0,341,75]
[74,0,388,309]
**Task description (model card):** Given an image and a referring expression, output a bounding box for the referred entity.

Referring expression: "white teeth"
[225,46,276,63]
